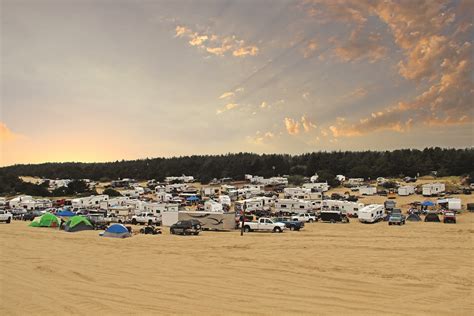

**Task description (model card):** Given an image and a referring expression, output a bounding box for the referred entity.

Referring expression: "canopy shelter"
[64,216,93,232]
[57,209,76,217]
[186,196,199,202]
[29,213,60,228]
[421,201,435,207]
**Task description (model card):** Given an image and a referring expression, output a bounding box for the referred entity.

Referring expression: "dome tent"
[424,213,441,222]
[101,224,131,238]
[406,213,422,222]
[29,213,60,228]
[64,216,93,232]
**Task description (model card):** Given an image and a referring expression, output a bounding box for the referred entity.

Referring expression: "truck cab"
[0,210,12,223]
[131,212,160,225]
[240,217,286,233]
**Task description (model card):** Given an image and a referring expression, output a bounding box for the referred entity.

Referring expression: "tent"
[406,213,422,222]
[422,201,435,207]
[424,213,441,222]
[64,216,93,232]
[101,224,131,238]
[29,213,60,228]
[57,209,76,217]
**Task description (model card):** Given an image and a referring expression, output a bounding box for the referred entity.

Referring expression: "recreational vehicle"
[437,198,461,211]
[302,182,329,192]
[358,186,377,196]
[422,183,446,196]
[204,200,223,212]
[398,185,415,196]
[274,199,312,214]
[358,204,385,223]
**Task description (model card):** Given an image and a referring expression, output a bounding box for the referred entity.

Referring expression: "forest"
[0,148,472,194]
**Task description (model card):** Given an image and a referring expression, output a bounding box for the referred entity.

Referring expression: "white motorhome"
[201,186,220,197]
[358,204,385,223]
[358,186,377,196]
[398,185,415,196]
[422,183,445,196]
[274,199,312,214]
[9,195,34,209]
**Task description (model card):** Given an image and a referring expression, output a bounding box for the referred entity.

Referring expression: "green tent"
[64,216,93,232]
[29,213,60,228]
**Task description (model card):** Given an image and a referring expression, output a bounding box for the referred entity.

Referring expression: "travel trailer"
[204,200,223,212]
[320,200,364,217]
[274,199,312,214]
[398,185,415,196]
[358,204,385,223]
[284,187,310,199]
[302,182,329,192]
[437,198,461,211]
[358,186,377,196]
[422,183,445,196]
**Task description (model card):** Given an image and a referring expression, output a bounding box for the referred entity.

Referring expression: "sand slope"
[1,215,473,315]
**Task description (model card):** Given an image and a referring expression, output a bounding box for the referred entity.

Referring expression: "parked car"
[388,213,406,225]
[240,217,286,233]
[139,226,162,235]
[319,210,349,223]
[291,213,317,223]
[22,210,44,221]
[273,217,304,231]
[170,219,202,235]
[443,212,456,224]
[131,212,160,225]
[86,213,110,229]
[0,210,13,223]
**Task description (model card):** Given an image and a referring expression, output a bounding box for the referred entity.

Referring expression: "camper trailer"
[201,186,220,198]
[218,195,231,207]
[302,182,329,192]
[234,197,273,213]
[284,187,310,199]
[72,195,109,209]
[162,211,234,230]
[437,198,461,211]
[422,183,446,196]
[204,200,223,212]
[398,185,415,196]
[321,200,364,217]
[359,186,377,196]
[274,199,312,214]
[358,204,385,223]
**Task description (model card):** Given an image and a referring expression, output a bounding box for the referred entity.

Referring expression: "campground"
[1,212,473,315]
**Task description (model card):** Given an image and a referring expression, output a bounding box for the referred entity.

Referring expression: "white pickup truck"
[131,212,160,225]
[0,210,13,224]
[291,213,317,223]
[240,217,286,233]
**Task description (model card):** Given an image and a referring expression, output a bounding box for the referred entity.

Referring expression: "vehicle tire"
[308,219,314,223]
[194,232,199,236]
[244,226,251,233]
[290,226,294,231]
[140,228,145,234]
[148,220,152,225]
[273,227,282,233]
[330,219,336,224]
[131,219,137,225]
[170,228,175,235]
[6,218,11,224]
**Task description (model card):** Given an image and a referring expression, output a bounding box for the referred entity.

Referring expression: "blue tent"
[102,224,131,238]
[56,210,76,217]
[422,201,435,207]
[186,196,199,201]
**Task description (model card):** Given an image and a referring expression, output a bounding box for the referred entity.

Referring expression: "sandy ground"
[1,214,473,315]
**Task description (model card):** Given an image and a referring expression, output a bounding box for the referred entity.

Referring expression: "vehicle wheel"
[6,218,11,224]
[290,226,294,231]
[308,219,314,223]
[170,228,175,235]
[194,232,199,236]
[244,226,251,233]
[148,220,152,225]
[273,227,282,233]
[140,228,145,234]
[131,219,137,225]
[330,219,336,224]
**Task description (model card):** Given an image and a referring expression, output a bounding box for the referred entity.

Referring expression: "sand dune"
[1,214,473,315]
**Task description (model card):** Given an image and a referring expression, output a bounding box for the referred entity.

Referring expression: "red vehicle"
[443,212,456,224]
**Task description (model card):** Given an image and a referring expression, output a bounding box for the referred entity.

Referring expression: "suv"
[291,213,317,223]
[0,210,12,223]
[443,212,456,224]
[170,220,202,235]
[131,212,160,225]
[388,213,406,225]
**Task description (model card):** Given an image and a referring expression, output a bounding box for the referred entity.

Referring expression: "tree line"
[0,148,472,191]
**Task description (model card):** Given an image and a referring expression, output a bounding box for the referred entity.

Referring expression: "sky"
[1,0,473,166]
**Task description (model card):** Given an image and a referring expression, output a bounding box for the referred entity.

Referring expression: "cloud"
[260,101,267,108]
[219,91,235,99]
[216,103,239,115]
[301,116,317,132]
[0,122,21,142]
[174,25,259,58]
[247,131,275,145]
[302,39,318,58]
[302,92,310,100]
[232,46,259,57]
[284,118,300,135]
[333,30,387,63]
[340,86,369,102]
[307,0,473,136]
